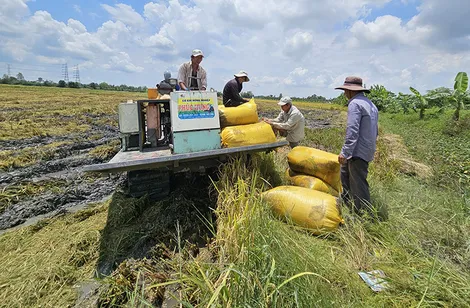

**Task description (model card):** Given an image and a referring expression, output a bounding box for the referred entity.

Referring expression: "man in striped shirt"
[178,49,207,91]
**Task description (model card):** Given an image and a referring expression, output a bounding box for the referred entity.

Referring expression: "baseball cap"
[191,49,204,57]
[277,96,292,106]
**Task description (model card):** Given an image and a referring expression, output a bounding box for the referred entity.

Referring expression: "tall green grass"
[169,152,469,307]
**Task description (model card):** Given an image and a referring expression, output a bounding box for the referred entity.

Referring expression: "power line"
[10,68,57,73]
[0,61,62,68]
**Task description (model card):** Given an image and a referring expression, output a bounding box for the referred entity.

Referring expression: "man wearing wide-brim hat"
[222,71,251,107]
[335,76,378,217]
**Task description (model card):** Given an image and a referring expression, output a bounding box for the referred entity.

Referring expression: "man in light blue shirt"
[335,76,378,216]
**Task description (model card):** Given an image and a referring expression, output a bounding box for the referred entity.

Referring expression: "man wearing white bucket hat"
[335,76,378,216]
[222,70,251,107]
[178,49,207,91]
[263,96,305,148]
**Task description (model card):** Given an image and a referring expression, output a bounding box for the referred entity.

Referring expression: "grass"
[0,141,71,170]
[169,152,470,307]
[380,110,470,191]
[0,202,108,308]
[0,86,469,307]
[89,139,121,160]
[255,98,346,112]
[0,84,146,141]
[0,180,65,213]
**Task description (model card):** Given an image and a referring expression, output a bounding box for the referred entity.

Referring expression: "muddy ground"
[0,116,123,230]
[0,107,339,232]
[259,108,341,129]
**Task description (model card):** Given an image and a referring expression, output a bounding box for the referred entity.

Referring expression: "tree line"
[1,73,148,92]
[332,72,470,121]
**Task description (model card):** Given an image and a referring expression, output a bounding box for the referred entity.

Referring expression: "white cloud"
[0,0,468,96]
[284,32,314,58]
[73,4,81,14]
[103,52,144,73]
[291,67,308,77]
[101,3,145,27]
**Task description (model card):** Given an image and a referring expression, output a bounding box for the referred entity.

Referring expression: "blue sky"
[1,0,469,98]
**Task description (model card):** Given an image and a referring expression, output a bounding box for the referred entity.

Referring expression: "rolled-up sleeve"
[340,101,362,159]
[178,63,187,85]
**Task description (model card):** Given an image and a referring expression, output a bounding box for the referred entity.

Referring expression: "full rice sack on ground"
[221,121,276,148]
[218,98,258,127]
[285,168,339,197]
[287,146,341,192]
[262,186,343,234]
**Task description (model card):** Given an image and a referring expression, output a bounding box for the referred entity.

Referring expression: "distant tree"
[410,87,429,119]
[37,77,43,83]
[88,82,98,89]
[43,80,55,87]
[426,72,469,120]
[241,91,254,98]
[68,81,79,88]
[396,92,415,114]
[99,82,109,90]
[16,72,24,81]
[58,80,67,87]
[332,93,348,106]
[367,84,397,112]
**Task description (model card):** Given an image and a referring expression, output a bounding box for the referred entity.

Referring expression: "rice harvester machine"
[83,83,288,199]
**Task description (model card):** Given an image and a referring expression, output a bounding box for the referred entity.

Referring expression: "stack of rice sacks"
[219,98,276,147]
[262,146,344,235]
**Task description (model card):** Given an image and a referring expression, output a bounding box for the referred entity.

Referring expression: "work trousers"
[340,157,371,215]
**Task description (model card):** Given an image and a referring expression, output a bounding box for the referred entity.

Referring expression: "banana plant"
[452,72,468,120]
[409,87,428,119]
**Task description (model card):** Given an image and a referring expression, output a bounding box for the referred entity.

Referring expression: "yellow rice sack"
[285,169,339,197]
[218,98,258,127]
[287,146,341,192]
[221,122,276,148]
[262,186,343,234]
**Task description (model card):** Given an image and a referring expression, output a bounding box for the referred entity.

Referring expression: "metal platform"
[83,140,288,173]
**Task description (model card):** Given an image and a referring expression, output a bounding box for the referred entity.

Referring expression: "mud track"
[0,108,339,231]
[0,117,123,230]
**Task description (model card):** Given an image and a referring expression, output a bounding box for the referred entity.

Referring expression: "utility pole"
[73,65,80,83]
[62,63,69,82]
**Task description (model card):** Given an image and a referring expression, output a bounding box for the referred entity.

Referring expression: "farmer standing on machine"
[178,49,207,91]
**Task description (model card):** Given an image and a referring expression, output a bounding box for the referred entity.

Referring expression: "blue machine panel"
[173,129,221,154]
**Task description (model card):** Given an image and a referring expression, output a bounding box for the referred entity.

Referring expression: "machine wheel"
[127,169,170,200]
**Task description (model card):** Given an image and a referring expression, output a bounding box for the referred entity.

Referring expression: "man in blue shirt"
[335,76,378,216]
